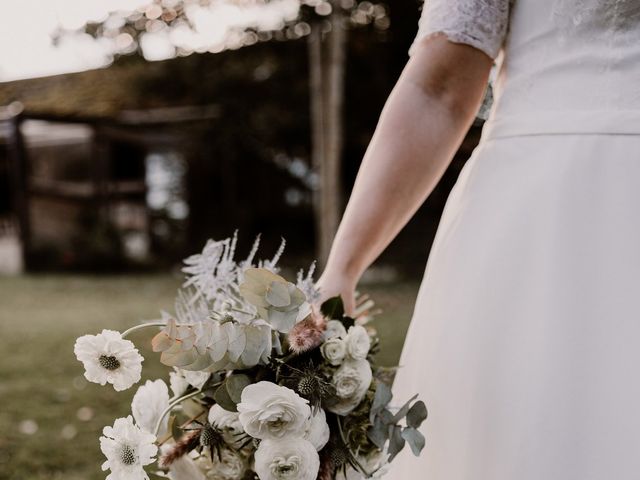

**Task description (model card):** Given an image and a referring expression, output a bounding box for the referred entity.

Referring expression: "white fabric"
[391,0,640,478]
[409,0,511,59]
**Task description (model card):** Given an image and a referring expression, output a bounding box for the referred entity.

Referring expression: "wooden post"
[308,6,347,267]
[7,111,30,270]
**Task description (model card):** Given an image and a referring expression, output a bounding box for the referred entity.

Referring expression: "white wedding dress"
[390,0,640,478]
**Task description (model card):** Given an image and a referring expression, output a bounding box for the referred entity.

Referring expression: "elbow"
[404,38,493,119]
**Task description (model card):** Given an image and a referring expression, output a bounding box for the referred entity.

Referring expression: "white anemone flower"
[100,416,157,480]
[132,379,170,436]
[169,368,210,397]
[74,330,143,391]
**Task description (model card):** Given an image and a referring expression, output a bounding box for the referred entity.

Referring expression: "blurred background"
[0,0,484,478]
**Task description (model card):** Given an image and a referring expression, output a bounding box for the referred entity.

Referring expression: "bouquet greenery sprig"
[74,234,427,480]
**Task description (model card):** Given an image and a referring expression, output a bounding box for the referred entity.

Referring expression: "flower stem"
[154,389,203,438]
[121,322,168,339]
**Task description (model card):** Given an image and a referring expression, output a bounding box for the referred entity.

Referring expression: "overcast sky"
[0,0,300,83]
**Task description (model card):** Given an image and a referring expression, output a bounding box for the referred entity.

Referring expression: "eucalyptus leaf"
[379,408,395,425]
[241,324,271,367]
[268,308,299,333]
[225,374,252,404]
[406,400,428,428]
[209,321,229,362]
[151,330,173,352]
[213,382,237,412]
[178,353,214,371]
[224,322,247,363]
[367,416,389,449]
[391,394,418,424]
[320,296,345,319]
[160,346,199,368]
[401,427,426,456]
[387,425,406,462]
[370,382,393,423]
[266,281,291,307]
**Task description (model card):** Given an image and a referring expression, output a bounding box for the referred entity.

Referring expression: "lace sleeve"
[409,0,511,59]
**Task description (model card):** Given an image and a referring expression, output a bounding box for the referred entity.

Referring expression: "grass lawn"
[0,274,418,480]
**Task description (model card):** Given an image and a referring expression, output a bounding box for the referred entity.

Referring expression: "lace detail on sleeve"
[409,0,511,59]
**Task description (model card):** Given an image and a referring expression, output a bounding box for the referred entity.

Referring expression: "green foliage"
[320,295,345,319]
[367,381,427,461]
[406,400,428,428]
[239,268,307,333]
[213,373,252,412]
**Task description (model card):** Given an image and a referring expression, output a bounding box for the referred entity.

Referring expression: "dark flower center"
[99,355,121,371]
[120,445,136,465]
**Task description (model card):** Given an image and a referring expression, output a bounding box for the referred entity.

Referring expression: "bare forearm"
[323,40,491,282]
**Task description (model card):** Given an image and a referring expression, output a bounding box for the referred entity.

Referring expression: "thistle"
[282,362,334,412]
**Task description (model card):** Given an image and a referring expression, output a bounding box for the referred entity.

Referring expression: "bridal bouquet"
[74,234,426,480]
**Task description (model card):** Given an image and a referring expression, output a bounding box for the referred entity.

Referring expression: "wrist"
[320,260,362,287]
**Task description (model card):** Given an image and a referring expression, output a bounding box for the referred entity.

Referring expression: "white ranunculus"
[344,325,371,361]
[320,337,347,366]
[324,320,347,340]
[100,416,157,480]
[327,359,373,416]
[303,409,330,451]
[74,330,143,391]
[237,382,310,440]
[254,438,320,480]
[132,379,170,436]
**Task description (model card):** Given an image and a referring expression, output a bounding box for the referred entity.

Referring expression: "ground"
[0,274,418,480]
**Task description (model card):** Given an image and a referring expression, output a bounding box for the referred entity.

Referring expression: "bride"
[317,0,640,477]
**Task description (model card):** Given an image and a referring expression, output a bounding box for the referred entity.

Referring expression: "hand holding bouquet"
[74,235,427,480]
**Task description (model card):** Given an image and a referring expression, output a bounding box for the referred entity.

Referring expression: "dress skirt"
[389,133,640,479]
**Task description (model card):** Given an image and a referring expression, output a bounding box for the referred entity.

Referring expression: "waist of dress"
[481,110,640,140]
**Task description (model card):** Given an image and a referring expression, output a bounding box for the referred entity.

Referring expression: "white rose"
[327,359,373,416]
[324,320,347,340]
[237,382,310,440]
[344,325,371,361]
[303,409,330,451]
[208,448,247,480]
[131,379,170,436]
[254,438,320,480]
[321,338,347,366]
